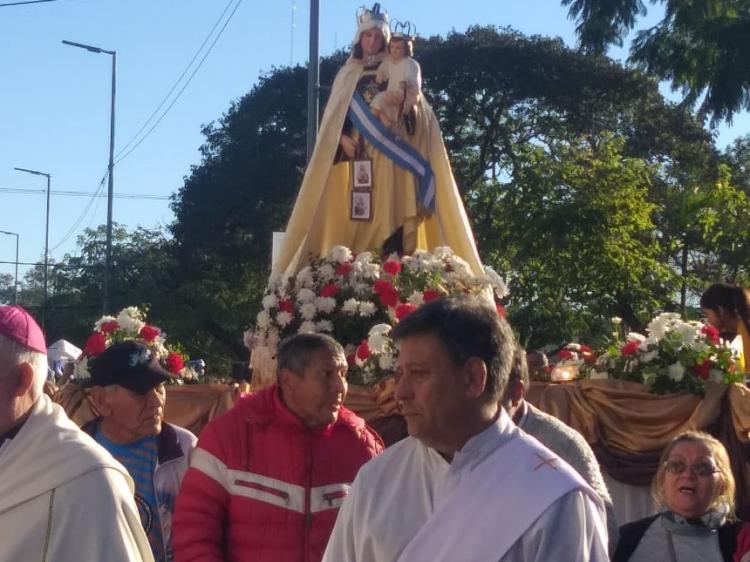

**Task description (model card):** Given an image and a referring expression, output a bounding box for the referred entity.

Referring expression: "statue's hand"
[340,134,356,159]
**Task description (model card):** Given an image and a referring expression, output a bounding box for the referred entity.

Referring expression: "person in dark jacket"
[614,431,744,562]
[172,333,383,562]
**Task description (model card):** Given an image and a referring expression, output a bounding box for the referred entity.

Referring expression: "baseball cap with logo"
[0,305,46,354]
[89,340,174,394]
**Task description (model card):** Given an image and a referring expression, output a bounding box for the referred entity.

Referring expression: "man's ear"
[464,357,488,399]
[14,363,36,397]
[87,386,112,417]
[509,378,525,408]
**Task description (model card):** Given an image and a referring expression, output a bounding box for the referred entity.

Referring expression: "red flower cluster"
[320,283,339,298]
[356,339,371,361]
[83,333,106,356]
[335,262,352,276]
[689,359,712,380]
[139,324,161,343]
[278,299,295,313]
[165,352,185,374]
[395,303,417,320]
[373,279,400,308]
[621,340,640,356]
[100,320,119,334]
[702,324,720,345]
[383,260,402,276]
[423,289,440,303]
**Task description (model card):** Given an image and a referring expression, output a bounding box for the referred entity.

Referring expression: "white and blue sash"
[347,91,436,212]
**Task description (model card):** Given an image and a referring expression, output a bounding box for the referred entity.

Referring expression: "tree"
[563,0,750,124]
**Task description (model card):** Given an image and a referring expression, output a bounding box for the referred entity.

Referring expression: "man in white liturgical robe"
[323,296,609,562]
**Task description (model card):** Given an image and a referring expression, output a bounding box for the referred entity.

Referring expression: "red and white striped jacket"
[172,384,383,562]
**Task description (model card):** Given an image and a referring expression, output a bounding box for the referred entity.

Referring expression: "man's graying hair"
[277,333,345,376]
[392,296,515,403]
[0,334,47,398]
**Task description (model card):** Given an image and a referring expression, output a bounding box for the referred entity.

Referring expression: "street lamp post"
[14,167,50,325]
[0,230,19,304]
[62,39,116,315]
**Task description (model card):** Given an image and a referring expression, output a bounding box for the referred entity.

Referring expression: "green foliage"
[563,0,750,124]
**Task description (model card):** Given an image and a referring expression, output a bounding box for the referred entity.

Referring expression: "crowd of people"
[1,288,749,561]
[2,0,750,558]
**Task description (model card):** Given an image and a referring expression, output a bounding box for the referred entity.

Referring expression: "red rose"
[99,320,119,334]
[336,262,352,276]
[395,302,417,320]
[356,340,371,361]
[83,332,106,356]
[373,279,399,308]
[579,343,592,353]
[373,279,392,295]
[383,260,402,276]
[558,349,575,360]
[496,303,506,318]
[422,289,440,303]
[702,324,720,345]
[320,283,339,298]
[621,340,640,356]
[165,352,185,374]
[278,299,295,313]
[689,359,711,380]
[139,324,161,343]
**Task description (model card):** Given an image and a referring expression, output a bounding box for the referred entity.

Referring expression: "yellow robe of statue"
[272,56,483,277]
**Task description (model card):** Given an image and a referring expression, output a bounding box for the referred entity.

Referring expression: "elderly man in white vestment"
[323,296,609,562]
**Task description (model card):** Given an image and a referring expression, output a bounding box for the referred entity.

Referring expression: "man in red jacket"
[173,333,383,562]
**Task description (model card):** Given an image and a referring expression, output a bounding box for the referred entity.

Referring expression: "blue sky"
[1,0,747,287]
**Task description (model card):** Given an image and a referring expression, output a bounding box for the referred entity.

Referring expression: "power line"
[114,0,244,165]
[0,186,169,200]
[115,0,237,159]
[0,0,56,6]
[49,171,108,252]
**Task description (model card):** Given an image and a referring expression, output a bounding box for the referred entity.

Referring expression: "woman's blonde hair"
[652,430,736,520]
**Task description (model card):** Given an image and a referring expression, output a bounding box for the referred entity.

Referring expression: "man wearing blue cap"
[0,306,153,562]
[85,340,196,562]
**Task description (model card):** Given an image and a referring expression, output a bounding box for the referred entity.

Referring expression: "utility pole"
[306,0,320,163]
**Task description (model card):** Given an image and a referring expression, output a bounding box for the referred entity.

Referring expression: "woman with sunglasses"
[613,431,745,561]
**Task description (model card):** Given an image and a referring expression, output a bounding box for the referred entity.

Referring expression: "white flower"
[353,251,373,264]
[314,297,336,314]
[667,362,685,382]
[296,288,316,303]
[378,353,395,371]
[369,323,392,336]
[116,307,146,333]
[639,350,658,363]
[482,266,509,299]
[261,294,278,310]
[296,266,315,288]
[626,332,646,343]
[368,333,390,355]
[674,321,702,346]
[611,317,623,325]
[358,302,376,317]
[328,245,353,264]
[566,343,581,351]
[256,310,270,330]
[74,356,91,381]
[300,302,317,320]
[94,315,117,331]
[298,320,316,334]
[318,263,336,281]
[342,298,360,315]
[315,320,333,333]
[276,311,293,327]
[647,312,681,340]
[407,291,424,307]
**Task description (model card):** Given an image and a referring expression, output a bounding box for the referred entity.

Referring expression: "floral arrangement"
[75,306,188,384]
[547,342,598,381]
[596,312,743,395]
[249,245,508,385]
